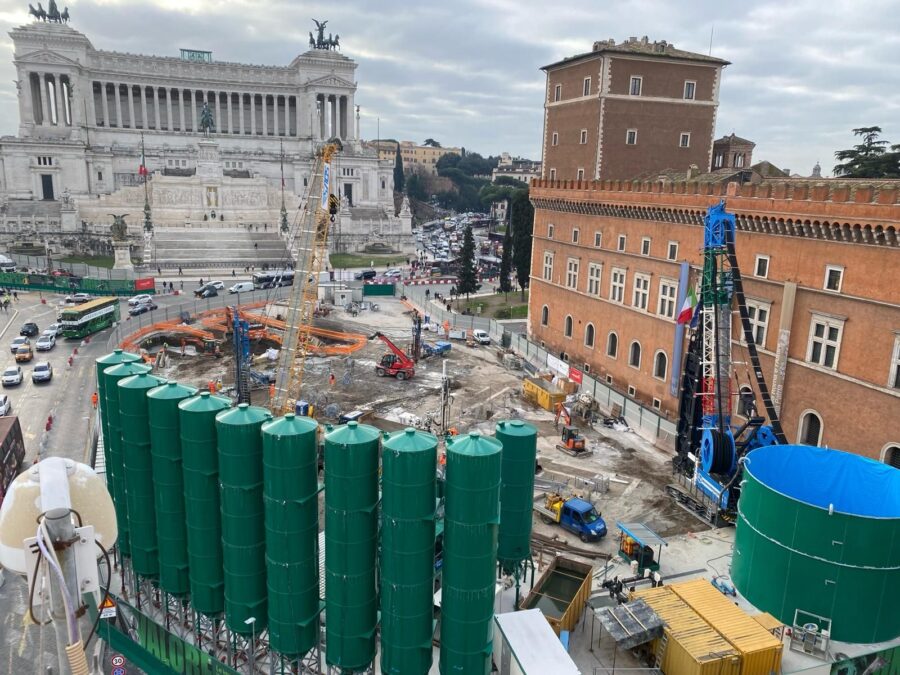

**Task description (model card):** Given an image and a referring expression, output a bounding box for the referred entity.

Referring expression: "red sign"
[568,366,583,384]
[134,277,155,291]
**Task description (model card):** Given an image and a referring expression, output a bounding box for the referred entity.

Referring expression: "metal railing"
[7,252,135,280]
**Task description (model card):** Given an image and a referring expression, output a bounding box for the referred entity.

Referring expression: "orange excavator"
[371,332,415,381]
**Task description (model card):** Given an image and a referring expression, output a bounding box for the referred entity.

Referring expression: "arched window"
[798,410,823,447]
[607,332,618,358]
[653,350,667,380]
[736,385,756,418]
[540,305,549,326]
[882,444,900,469]
[584,323,595,348]
[629,341,642,368]
[564,315,573,338]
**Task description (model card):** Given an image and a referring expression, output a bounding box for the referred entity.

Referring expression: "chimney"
[686,164,700,180]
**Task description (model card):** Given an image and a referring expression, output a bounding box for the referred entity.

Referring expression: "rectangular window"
[580,129,588,144]
[652,398,662,410]
[807,314,844,370]
[554,84,561,101]
[97,171,103,181]
[641,237,651,256]
[617,234,627,251]
[680,132,691,148]
[667,241,679,261]
[594,232,602,248]
[549,168,556,180]
[746,300,770,346]
[632,273,650,310]
[583,77,591,96]
[658,279,677,319]
[576,168,585,180]
[626,129,637,145]
[547,223,554,239]
[606,374,613,385]
[891,337,900,389]
[542,252,554,281]
[588,263,602,296]
[629,76,642,96]
[825,265,844,292]
[714,154,724,168]
[610,268,626,303]
[627,385,637,397]
[572,228,579,243]
[551,132,559,146]
[566,258,579,289]
[683,81,696,100]
[754,255,769,279]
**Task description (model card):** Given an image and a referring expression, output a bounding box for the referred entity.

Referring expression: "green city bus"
[59,296,120,339]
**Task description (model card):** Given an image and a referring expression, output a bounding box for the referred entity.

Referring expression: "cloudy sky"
[0,0,897,176]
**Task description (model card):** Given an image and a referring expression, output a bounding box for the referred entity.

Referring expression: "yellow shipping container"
[670,579,783,675]
[633,587,741,675]
[522,376,566,412]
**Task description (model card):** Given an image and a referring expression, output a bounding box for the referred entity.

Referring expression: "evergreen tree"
[393,144,405,192]
[833,126,900,178]
[510,189,534,299]
[457,224,478,299]
[499,224,513,294]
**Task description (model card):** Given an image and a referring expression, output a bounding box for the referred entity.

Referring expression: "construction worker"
[329,372,336,387]
[215,378,223,392]
[91,392,99,409]
[208,380,216,394]
[269,382,276,400]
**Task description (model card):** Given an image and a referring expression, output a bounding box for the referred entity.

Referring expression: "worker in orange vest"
[208,380,216,394]
[269,382,276,400]
[329,372,336,387]
[91,392,99,409]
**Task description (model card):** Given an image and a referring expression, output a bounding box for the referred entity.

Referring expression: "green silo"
[216,403,271,636]
[118,371,166,578]
[381,428,438,675]
[101,359,150,559]
[495,420,537,572]
[440,432,502,675]
[324,421,380,672]
[261,413,321,657]
[147,380,197,596]
[179,391,231,617]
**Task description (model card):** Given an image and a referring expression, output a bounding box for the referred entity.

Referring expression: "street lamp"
[244,616,256,672]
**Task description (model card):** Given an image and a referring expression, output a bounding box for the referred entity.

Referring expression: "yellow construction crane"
[271,141,340,414]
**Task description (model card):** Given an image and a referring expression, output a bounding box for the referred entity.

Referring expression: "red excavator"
[371,332,416,381]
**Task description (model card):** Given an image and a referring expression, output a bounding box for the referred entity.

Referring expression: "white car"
[384,269,403,278]
[43,324,60,338]
[208,281,225,291]
[0,394,10,415]
[35,334,56,351]
[2,366,23,387]
[128,294,153,307]
[471,329,491,345]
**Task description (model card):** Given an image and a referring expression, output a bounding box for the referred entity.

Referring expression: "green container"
[440,432,501,675]
[147,380,198,596]
[324,421,380,671]
[102,359,151,559]
[733,444,900,644]
[381,428,438,675]
[216,403,271,636]
[495,420,537,572]
[96,350,141,557]
[179,391,232,616]
[117,371,166,578]
[261,413,320,657]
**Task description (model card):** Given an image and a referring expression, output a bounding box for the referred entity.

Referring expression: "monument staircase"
[150,227,293,270]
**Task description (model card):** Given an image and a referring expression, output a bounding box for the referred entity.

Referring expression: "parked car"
[129,302,158,316]
[35,334,56,351]
[194,283,216,297]
[229,281,254,294]
[9,336,29,354]
[65,293,91,304]
[471,329,491,345]
[209,281,225,291]
[2,366,23,387]
[128,294,153,307]
[199,287,218,299]
[43,324,60,338]
[354,269,377,280]
[0,394,11,415]
[31,361,53,383]
[384,268,403,278]
[20,322,39,337]
[15,345,33,362]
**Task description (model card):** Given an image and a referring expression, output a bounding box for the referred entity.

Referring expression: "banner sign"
[546,354,568,378]
[568,366,583,384]
[321,163,331,208]
[134,277,155,291]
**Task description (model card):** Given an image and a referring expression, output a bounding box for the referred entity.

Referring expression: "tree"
[510,189,534,299]
[499,224,513,294]
[393,144,405,193]
[406,173,427,201]
[833,126,900,178]
[457,224,478,300]
[423,138,442,147]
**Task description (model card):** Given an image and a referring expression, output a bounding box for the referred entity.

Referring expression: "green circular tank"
[440,432,502,675]
[261,413,320,657]
[147,380,197,596]
[179,391,232,617]
[324,421,380,672]
[494,420,537,572]
[101,359,150,559]
[734,444,900,643]
[117,371,166,578]
[216,402,271,636]
[381,428,438,675]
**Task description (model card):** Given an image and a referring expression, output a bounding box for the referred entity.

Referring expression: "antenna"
[709,24,715,56]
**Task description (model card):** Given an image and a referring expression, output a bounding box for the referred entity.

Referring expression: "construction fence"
[0,271,146,296]
[7,253,136,280]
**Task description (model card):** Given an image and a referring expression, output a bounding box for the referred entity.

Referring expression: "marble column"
[250,93,256,135]
[227,92,233,134]
[140,86,148,129]
[283,96,290,136]
[339,95,347,139]
[114,83,123,128]
[100,81,110,128]
[166,88,173,131]
[213,91,220,134]
[330,95,337,139]
[127,84,136,129]
[272,95,278,136]
[153,88,161,130]
[86,79,97,127]
[179,90,186,131]
[54,75,66,125]
[261,94,268,136]
[191,90,197,132]
[239,93,245,134]
[38,74,50,125]
[18,71,33,127]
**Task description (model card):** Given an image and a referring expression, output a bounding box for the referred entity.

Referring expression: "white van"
[228,281,254,294]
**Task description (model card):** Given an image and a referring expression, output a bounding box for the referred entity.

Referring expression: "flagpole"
[141,132,152,233]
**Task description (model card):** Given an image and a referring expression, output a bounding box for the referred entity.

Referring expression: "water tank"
[381,428,438,675]
[440,432,502,675]
[179,390,231,616]
[261,413,320,657]
[95,350,142,558]
[495,420,537,572]
[117,371,165,578]
[733,444,900,643]
[324,421,380,671]
[146,380,197,596]
[216,402,271,636]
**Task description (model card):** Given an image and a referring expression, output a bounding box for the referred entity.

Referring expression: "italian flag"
[138,149,148,176]
[677,286,698,324]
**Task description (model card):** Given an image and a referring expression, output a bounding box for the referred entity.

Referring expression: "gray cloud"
[0,0,896,175]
